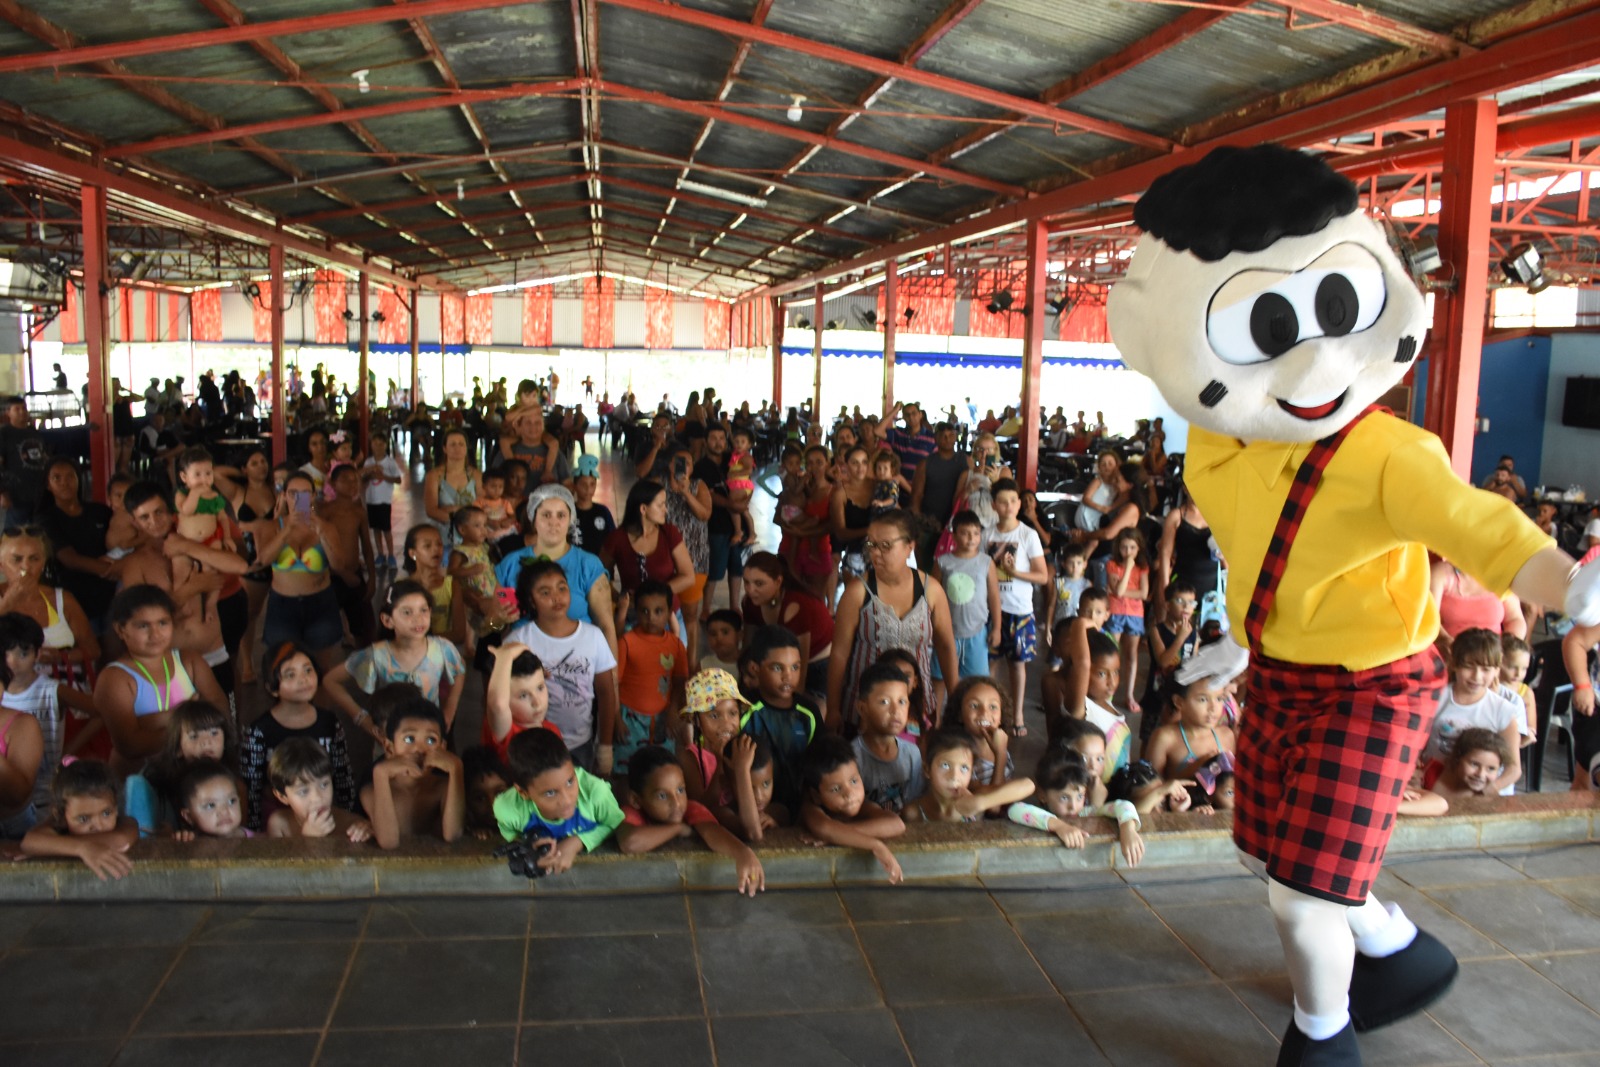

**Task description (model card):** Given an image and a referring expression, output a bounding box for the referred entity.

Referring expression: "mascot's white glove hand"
[1565,557,1600,628]
[1176,635,1250,688]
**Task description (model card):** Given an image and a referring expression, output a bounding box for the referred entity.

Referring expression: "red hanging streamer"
[522,287,553,346]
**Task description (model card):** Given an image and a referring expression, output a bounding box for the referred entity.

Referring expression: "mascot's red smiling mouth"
[1276,391,1347,420]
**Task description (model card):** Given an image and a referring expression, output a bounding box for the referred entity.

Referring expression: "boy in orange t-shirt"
[615,580,689,774]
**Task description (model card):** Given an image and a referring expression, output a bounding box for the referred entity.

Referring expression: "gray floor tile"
[193,901,368,943]
[712,1009,912,1067]
[0,1039,118,1066]
[525,932,703,1021]
[1230,976,1483,1067]
[981,869,1139,917]
[365,898,531,940]
[697,923,878,1015]
[688,887,845,930]
[895,996,1109,1067]
[319,1027,518,1067]
[855,916,1052,1006]
[520,1018,712,1066]
[1488,844,1599,880]
[136,941,350,1034]
[1526,950,1600,1014]
[1125,863,1268,906]
[113,1034,318,1067]
[1070,981,1281,1067]
[1424,882,1600,956]
[1485,1056,1600,1066]
[0,946,177,1039]
[1155,900,1287,981]
[21,904,208,948]
[840,878,999,924]
[334,938,525,1028]
[0,905,44,950]
[1014,907,1212,992]
[531,893,689,936]
[1372,882,1515,962]
[1387,852,1530,889]
[1542,876,1600,917]
[1426,958,1600,1060]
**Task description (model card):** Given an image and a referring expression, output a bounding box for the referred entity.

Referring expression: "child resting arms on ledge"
[266,738,372,841]
[21,760,138,881]
[800,735,905,884]
[1007,744,1145,866]
[617,745,764,896]
[908,728,1034,824]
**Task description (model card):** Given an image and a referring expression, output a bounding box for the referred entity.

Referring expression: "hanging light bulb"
[786,95,804,123]
[456,179,465,202]
[352,69,371,94]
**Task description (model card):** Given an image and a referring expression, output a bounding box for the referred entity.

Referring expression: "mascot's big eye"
[1207,255,1387,365]
[1249,293,1299,359]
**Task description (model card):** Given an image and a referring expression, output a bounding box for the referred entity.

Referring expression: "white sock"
[1293,999,1351,1042]
[1269,880,1355,1040]
[1350,898,1417,958]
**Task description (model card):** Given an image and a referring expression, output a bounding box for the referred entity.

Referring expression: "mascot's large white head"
[1107,144,1428,444]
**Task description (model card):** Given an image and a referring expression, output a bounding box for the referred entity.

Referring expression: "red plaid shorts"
[1236,647,1445,906]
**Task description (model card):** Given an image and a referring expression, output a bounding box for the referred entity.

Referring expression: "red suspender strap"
[1242,406,1381,656]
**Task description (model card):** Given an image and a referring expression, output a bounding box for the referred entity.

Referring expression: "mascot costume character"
[1108,144,1600,1067]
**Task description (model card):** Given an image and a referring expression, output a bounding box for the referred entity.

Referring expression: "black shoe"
[1277,1020,1361,1067]
[1348,928,1458,1032]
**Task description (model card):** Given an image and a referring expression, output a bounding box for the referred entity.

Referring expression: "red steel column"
[269,243,287,464]
[80,184,113,500]
[882,263,898,413]
[811,283,824,418]
[1018,218,1048,489]
[769,295,782,411]
[357,263,370,448]
[1423,97,1497,477]
[408,292,420,408]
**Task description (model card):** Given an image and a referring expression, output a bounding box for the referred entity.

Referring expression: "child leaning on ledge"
[21,760,138,881]
[799,735,905,885]
[493,727,626,877]
[266,738,372,842]
[361,698,464,849]
[1008,744,1145,867]
[618,745,765,896]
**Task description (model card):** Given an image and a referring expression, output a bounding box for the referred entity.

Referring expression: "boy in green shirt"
[493,728,631,875]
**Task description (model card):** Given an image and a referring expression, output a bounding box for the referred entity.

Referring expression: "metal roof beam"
[708,0,1247,286]
[104,80,587,160]
[295,172,584,225]
[0,132,429,289]
[602,174,865,243]
[1277,0,1474,56]
[597,142,935,224]
[599,0,1172,152]
[0,0,540,75]
[599,81,1024,197]
[760,4,1600,297]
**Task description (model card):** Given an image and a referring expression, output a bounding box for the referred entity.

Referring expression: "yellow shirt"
[1186,413,1551,671]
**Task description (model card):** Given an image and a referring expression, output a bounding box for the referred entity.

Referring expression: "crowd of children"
[0,392,1554,893]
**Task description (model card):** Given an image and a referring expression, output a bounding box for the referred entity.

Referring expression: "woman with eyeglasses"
[826,509,960,734]
[741,552,834,708]
[0,524,100,680]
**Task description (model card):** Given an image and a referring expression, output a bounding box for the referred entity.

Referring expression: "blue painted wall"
[1411,334,1551,485]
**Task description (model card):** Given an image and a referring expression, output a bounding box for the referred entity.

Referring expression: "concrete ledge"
[5,793,1595,901]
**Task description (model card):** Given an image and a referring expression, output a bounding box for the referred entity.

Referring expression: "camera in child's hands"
[494,834,554,879]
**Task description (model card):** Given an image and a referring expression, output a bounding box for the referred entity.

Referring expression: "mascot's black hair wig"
[1134,144,1359,263]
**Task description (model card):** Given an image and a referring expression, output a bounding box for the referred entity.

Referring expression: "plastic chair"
[1546,683,1578,783]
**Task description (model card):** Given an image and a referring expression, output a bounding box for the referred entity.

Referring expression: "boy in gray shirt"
[933,510,1002,706]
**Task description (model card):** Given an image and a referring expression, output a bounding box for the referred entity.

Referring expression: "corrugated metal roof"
[0,0,1591,295]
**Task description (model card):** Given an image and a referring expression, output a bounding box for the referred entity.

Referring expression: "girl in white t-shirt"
[1421,628,1523,795]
